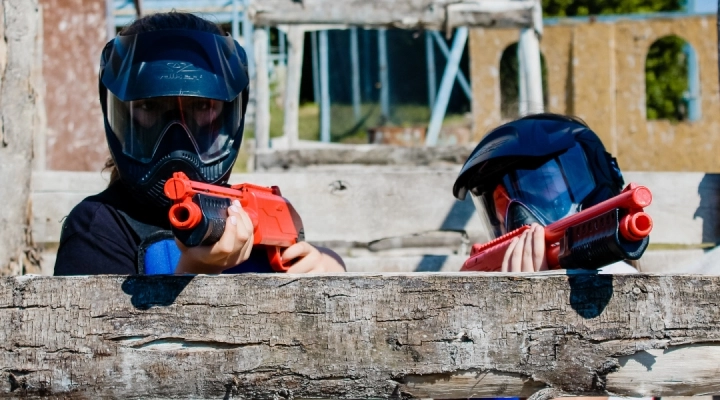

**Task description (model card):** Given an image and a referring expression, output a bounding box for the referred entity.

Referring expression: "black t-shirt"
[54,181,172,275]
[54,181,273,275]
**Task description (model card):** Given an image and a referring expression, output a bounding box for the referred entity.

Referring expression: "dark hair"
[119,11,224,36]
[518,112,589,128]
[105,12,225,186]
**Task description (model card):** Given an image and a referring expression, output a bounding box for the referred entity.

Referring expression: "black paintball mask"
[453,115,625,239]
[99,29,250,207]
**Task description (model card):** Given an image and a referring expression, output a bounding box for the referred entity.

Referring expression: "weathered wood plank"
[30,170,720,247]
[31,169,485,245]
[1,273,720,398]
[0,1,43,275]
[252,144,477,170]
[249,0,536,30]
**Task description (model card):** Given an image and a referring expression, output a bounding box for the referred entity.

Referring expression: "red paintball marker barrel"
[544,184,653,243]
[544,183,653,268]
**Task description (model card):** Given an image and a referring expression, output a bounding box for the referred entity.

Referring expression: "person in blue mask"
[453,113,639,273]
[54,12,344,275]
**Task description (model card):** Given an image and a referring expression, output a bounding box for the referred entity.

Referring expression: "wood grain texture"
[249,0,536,30]
[31,169,485,245]
[1,273,720,398]
[30,170,720,247]
[0,1,42,275]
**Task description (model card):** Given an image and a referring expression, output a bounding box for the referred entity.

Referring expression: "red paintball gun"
[163,172,305,272]
[461,183,653,271]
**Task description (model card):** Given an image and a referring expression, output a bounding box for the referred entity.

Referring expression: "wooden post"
[4,274,720,397]
[231,0,240,41]
[254,28,270,149]
[32,5,46,172]
[132,0,143,17]
[282,26,305,148]
[0,1,43,275]
[250,0,536,30]
[105,0,115,40]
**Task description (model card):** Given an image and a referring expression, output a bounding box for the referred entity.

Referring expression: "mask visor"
[471,143,596,238]
[106,93,243,163]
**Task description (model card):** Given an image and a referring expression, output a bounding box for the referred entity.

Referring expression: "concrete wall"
[41,0,108,171]
[469,15,720,171]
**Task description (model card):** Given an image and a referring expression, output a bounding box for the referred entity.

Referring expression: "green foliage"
[542,0,682,17]
[645,36,689,121]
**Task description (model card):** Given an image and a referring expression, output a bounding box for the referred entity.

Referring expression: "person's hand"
[282,242,346,273]
[501,223,549,273]
[174,199,254,274]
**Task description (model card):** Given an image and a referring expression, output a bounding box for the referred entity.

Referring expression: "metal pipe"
[350,27,362,121]
[378,28,390,121]
[311,31,320,103]
[425,31,437,108]
[430,31,472,101]
[241,0,255,81]
[319,30,331,142]
[425,27,468,146]
[685,43,701,121]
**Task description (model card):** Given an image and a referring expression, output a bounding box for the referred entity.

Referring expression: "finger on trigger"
[510,232,527,272]
[531,224,545,271]
[281,242,310,263]
[522,228,534,272]
[502,237,518,272]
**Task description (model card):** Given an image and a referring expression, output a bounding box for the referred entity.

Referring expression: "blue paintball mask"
[99,29,249,207]
[454,115,625,239]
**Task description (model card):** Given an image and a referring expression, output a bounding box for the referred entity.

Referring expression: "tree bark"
[2,273,720,398]
[0,1,42,276]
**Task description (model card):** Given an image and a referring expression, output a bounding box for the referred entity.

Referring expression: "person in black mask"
[54,12,345,275]
[453,113,637,273]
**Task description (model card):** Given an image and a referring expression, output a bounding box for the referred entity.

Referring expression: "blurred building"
[36,1,720,172]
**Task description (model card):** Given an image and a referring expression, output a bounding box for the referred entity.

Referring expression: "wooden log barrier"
[1,273,719,398]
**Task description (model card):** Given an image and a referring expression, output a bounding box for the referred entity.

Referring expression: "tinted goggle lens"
[106,93,243,163]
[472,143,597,238]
